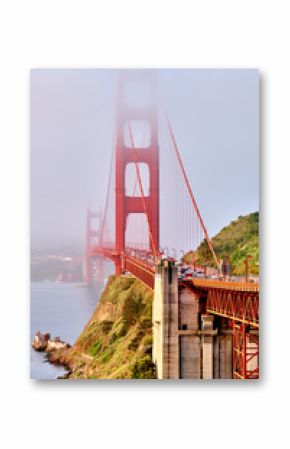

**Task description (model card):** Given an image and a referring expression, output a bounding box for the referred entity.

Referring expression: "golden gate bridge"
[84,70,259,380]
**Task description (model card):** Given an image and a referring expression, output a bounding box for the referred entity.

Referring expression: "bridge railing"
[124,256,155,289]
[188,278,259,293]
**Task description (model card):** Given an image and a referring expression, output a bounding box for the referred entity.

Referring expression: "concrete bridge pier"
[153,259,234,379]
[153,259,179,379]
[201,315,215,379]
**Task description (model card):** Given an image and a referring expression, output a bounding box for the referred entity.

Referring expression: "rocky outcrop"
[45,275,156,379]
[46,337,71,352]
[32,332,71,352]
[32,332,50,351]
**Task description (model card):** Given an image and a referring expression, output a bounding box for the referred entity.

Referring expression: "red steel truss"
[184,279,259,379]
[84,70,260,380]
[206,286,259,328]
[233,323,259,379]
[206,287,259,379]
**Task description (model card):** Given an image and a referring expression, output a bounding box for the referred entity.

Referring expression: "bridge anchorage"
[84,70,259,379]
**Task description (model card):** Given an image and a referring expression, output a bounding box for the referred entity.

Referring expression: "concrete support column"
[153,259,179,379]
[153,268,163,378]
[219,334,233,379]
[201,315,214,379]
[213,334,220,379]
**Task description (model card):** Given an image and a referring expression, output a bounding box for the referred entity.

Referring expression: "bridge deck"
[89,248,259,327]
[182,278,259,328]
[186,278,259,293]
[88,247,155,289]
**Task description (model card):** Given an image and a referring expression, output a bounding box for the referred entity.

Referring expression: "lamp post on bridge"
[193,253,196,271]
[221,256,231,281]
[244,255,253,283]
[163,247,168,258]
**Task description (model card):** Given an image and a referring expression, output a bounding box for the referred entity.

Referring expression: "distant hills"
[183,211,259,275]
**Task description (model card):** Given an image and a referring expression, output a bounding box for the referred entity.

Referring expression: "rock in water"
[32,332,70,352]
[32,331,50,351]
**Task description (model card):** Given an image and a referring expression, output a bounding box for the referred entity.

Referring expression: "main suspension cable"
[99,141,114,246]
[165,113,220,269]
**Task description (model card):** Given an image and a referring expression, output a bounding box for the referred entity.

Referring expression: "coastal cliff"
[48,275,156,379]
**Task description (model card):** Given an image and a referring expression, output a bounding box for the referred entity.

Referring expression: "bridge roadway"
[88,246,259,328]
[88,246,156,288]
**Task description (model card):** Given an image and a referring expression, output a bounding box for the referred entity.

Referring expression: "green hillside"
[49,275,156,379]
[183,211,259,275]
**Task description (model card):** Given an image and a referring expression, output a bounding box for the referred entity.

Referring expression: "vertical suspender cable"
[128,124,158,259]
[99,142,114,247]
[165,113,220,270]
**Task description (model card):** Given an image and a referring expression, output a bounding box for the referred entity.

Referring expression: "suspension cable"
[128,123,158,259]
[132,125,147,197]
[99,142,114,247]
[165,113,220,269]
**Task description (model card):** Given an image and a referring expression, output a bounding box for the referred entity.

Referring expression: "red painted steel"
[184,278,259,327]
[206,288,259,328]
[99,145,114,248]
[128,123,158,259]
[184,277,259,378]
[84,71,260,379]
[189,278,259,292]
[233,323,259,379]
[165,114,220,270]
[115,73,159,274]
[90,245,155,289]
[124,256,155,289]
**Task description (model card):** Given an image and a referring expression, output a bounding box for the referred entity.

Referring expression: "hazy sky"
[31,69,259,252]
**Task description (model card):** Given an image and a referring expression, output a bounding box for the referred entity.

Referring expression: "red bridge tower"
[85,210,104,284]
[115,72,159,274]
